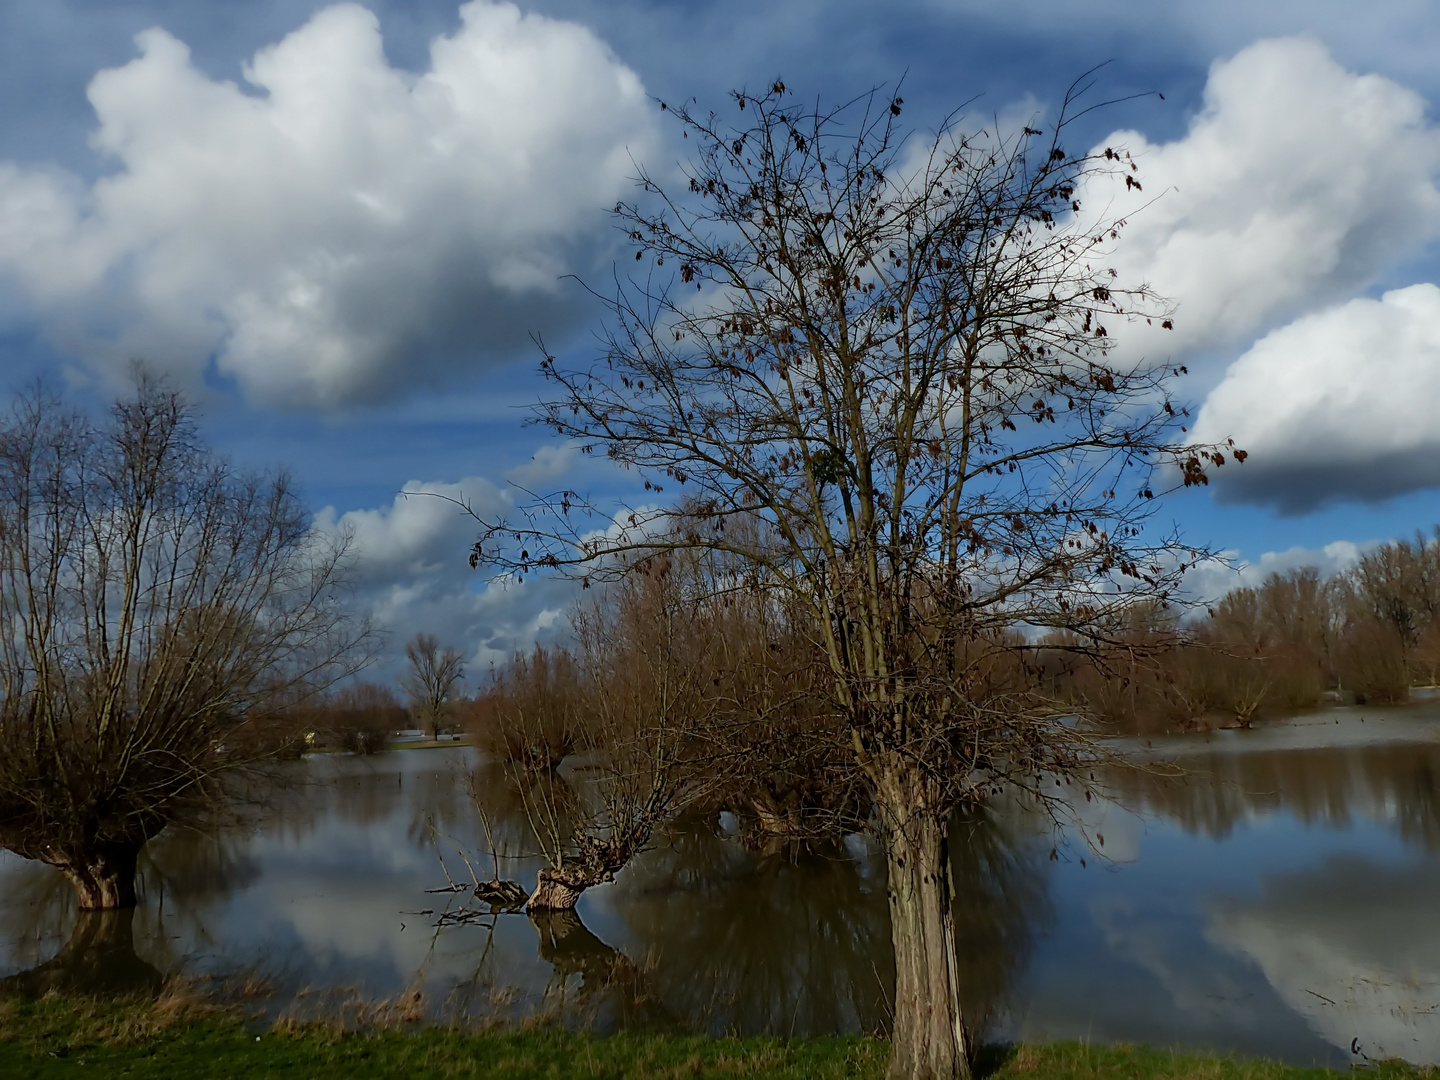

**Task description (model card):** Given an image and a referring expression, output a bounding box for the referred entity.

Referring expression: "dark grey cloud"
[1194,286,1440,514]
[1210,453,1440,517]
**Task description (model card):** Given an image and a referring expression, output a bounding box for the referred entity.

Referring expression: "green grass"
[990,1043,1426,1080]
[0,993,1433,1079]
[0,992,882,1080]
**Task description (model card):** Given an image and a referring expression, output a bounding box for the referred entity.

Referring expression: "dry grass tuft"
[1008,1045,1042,1073]
[0,975,229,1056]
[352,985,426,1029]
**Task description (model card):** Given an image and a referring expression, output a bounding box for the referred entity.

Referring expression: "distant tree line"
[293,633,469,752]
[1048,529,1440,731]
[288,682,409,755]
[467,526,1440,918]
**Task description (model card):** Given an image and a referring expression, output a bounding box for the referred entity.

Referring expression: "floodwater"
[3,708,1440,1067]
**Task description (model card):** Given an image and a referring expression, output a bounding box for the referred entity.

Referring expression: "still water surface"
[3,708,1440,1067]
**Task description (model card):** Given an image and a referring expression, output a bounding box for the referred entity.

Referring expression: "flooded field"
[3,707,1440,1067]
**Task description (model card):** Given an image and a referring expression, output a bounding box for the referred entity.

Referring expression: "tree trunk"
[878,770,969,1080]
[50,843,140,910]
[526,864,611,911]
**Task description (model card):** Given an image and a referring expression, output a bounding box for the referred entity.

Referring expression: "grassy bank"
[0,993,1428,1079]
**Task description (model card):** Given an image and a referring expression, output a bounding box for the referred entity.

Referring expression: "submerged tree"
[489,551,733,912]
[0,376,367,909]
[467,82,1236,1078]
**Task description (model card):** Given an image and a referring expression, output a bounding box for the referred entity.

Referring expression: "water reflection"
[616,828,892,1036]
[951,810,1052,1041]
[0,909,162,998]
[147,830,263,904]
[1008,712,1440,1065]
[1209,856,1440,1064]
[2,711,1440,1067]
[1112,739,1440,846]
[530,909,672,1028]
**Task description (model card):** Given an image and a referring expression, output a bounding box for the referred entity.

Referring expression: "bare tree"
[483,551,733,912]
[1056,538,1440,732]
[403,633,465,738]
[463,82,1237,1078]
[471,645,586,772]
[304,682,407,754]
[0,375,368,910]
[1343,530,1440,693]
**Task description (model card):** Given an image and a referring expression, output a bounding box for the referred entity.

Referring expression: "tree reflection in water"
[1112,740,1440,847]
[950,807,1052,1044]
[433,907,670,1028]
[0,827,259,987]
[406,756,482,850]
[609,825,890,1036]
[466,760,566,860]
[588,809,1051,1042]
[0,860,78,974]
[24,732,1440,1046]
[0,908,162,998]
[144,828,262,905]
[530,909,673,1028]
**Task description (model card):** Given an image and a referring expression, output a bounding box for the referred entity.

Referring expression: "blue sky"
[3,0,1440,679]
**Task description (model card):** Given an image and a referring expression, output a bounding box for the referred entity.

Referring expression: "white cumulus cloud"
[0,2,656,407]
[314,477,578,684]
[1192,284,1440,510]
[1085,35,1440,366]
[505,443,579,489]
[1183,540,1369,603]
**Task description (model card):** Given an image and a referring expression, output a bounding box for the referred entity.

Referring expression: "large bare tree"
[402,633,465,738]
[466,83,1238,1078]
[0,376,367,909]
